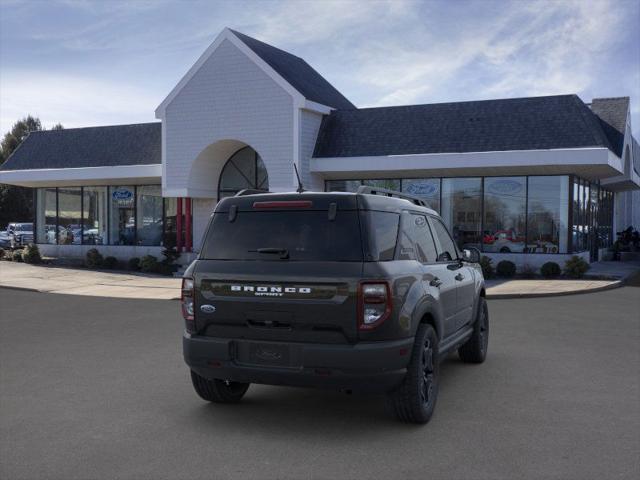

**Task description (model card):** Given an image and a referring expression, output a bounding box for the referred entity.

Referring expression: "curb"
[486,280,623,300]
[0,284,180,300]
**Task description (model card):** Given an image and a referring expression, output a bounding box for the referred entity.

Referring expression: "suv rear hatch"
[193,194,365,344]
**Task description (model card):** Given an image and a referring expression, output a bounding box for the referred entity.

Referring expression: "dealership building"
[1,28,638,267]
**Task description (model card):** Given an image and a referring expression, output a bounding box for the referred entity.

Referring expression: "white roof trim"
[155,28,305,118]
[311,147,624,180]
[0,164,162,188]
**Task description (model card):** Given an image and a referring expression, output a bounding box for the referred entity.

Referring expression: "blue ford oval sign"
[488,179,523,195]
[112,189,133,200]
[406,182,438,196]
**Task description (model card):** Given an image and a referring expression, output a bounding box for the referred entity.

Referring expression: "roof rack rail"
[356,185,428,207]
[234,189,269,197]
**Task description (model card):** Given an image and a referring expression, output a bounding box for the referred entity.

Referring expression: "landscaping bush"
[564,256,590,279]
[540,261,561,278]
[22,244,42,264]
[85,248,103,269]
[519,263,537,279]
[479,256,494,279]
[128,257,141,271]
[12,250,24,262]
[496,260,516,278]
[102,256,118,269]
[140,255,159,273]
[0,248,5,260]
[156,263,175,276]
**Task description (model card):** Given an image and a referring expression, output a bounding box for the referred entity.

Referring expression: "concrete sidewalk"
[0,262,181,300]
[0,260,638,300]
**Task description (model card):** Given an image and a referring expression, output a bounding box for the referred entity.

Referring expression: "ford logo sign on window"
[112,189,133,200]
[406,182,438,196]
[488,180,523,195]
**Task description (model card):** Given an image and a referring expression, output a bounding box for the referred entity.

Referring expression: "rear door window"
[201,210,363,261]
[398,213,438,263]
[362,211,399,261]
[429,217,458,262]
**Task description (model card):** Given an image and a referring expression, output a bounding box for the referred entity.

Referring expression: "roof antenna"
[293,163,305,193]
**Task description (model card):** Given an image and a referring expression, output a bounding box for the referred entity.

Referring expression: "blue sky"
[1,0,639,137]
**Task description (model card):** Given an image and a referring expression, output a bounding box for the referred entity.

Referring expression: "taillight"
[181,278,195,333]
[358,282,392,330]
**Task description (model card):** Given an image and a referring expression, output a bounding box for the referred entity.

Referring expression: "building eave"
[0,164,162,188]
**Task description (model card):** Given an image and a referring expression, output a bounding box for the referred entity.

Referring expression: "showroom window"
[483,177,526,253]
[323,174,608,255]
[441,178,482,250]
[57,188,82,245]
[362,179,401,191]
[36,188,57,244]
[82,187,107,245]
[527,176,569,254]
[136,185,163,246]
[109,186,136,245]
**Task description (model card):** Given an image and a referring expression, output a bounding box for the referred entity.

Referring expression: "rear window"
[201,211,363,261]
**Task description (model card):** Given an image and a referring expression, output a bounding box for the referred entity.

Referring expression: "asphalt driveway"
[1,287,639,480]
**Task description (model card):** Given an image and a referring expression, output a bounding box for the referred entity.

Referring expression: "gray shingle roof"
[1,122,161,171]
[313,94,616,158]
[589,97,629,157]
[230,29,355,110]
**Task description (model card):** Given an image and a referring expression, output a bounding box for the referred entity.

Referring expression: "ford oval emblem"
[200,304,216,314]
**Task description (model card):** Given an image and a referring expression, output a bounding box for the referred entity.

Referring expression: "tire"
[386,324,439,424]
[190,370,249,403]
[458,297,489,363]
[499,247,511,253]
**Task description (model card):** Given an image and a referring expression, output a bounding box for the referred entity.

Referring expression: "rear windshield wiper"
[249,247,290,259]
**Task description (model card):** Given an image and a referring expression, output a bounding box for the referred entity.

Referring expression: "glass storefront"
[36,188,57,244]
[109,186,136,245]
[136,185,163,246]
[441,178,482,250]
[326,175,611,254]
[526,176,569,254]
[35,185,175,247]
[483,177,526,253]
[57,187,82,245]
[83,187,107,245]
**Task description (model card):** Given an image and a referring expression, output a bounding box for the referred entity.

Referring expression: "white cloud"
[0,72,158,132]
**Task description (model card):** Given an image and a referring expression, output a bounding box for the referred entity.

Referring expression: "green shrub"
[85,248,103,268]
[128,257,141,271]
[564,256,590,279]
[140,255,158,273]
[22,244,42,264]
[0,248,5,260]
[540,262,561,278]
[479,256,494,279]
[496,260,516,277]
[12,250,24,262]
[102,256,118,269]
[520,263,537,279]
[156,263,175,276]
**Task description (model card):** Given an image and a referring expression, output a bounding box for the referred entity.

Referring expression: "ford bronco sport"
[182,187,488,423]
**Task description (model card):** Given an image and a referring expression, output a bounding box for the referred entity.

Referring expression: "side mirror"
[462,247,481,263]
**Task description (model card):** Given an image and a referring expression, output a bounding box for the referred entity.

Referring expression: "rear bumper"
[183,334,413,393]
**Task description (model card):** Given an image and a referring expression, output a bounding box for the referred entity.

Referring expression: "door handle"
[455,273,465,281]
[430,277,442,287]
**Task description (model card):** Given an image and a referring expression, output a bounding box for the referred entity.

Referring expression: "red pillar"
[176,197,183,252]
[185,198,192,253]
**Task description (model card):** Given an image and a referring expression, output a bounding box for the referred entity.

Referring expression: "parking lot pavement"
[1,287,639,480]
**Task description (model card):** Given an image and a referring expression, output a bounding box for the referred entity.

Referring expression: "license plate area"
[234,341,296,368]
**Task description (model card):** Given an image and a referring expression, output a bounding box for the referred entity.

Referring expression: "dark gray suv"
[182,187,488,423]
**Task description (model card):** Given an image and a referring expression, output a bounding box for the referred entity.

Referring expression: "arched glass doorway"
[217,146,269,199]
